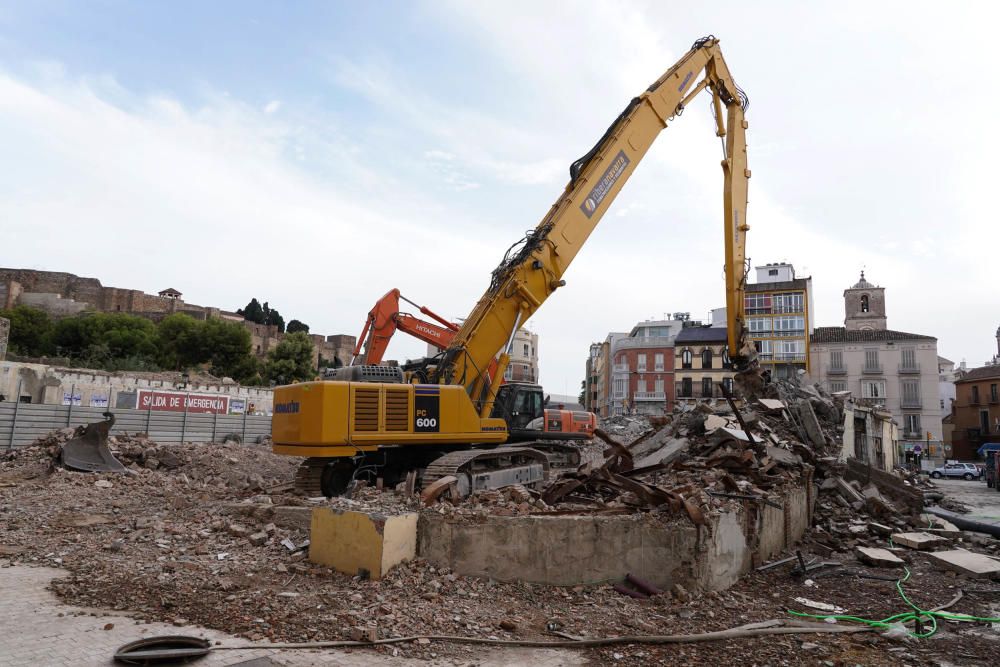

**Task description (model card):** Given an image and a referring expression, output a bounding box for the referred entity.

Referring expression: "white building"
[809,273,942,451]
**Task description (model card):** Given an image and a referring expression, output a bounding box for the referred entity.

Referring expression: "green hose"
[788,567,1000,638]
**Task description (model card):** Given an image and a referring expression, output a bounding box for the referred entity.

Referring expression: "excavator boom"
[437,36,752,408]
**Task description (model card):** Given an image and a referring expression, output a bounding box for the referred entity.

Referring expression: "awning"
[976,442,1000,457]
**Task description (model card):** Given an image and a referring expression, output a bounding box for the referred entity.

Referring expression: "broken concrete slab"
[765,445,802,467]
[868,522,893,537]
[892,532,950,550]
[835,478,865,505]
[634,438,690,468]
[794,400,825,447]
[703,415,728,433]
[925,549,1000,579]
[856,546,904,568]
[757,398,786,412]
[920,514,960,534]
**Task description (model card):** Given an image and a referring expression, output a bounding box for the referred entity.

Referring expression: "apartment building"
[504,328,539,383]
[951,365,1000,460]
[674,326,736,404]
[809,272,941,458]
[607,319,685,416]
[744,263,814,380]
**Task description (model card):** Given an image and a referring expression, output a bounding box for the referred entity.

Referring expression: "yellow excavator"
[273,36,756,496]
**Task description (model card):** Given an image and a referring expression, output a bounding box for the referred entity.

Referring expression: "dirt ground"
[3,436,1000,666]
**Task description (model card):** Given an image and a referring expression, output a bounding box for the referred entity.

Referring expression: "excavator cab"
[491,383,545,431]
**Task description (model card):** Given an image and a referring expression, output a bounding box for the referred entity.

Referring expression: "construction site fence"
[0,401,272,450]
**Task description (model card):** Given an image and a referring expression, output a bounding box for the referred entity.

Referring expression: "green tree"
[237,298,266,324]
[156,313,204,369]
[286,319,309,334]
[0,305,54,357]
[266,331,315,383]
[199,318,253,379]
[262,302,285,333]
[51,312,157,365]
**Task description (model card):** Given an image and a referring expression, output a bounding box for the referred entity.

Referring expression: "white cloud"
[263,99,281,114]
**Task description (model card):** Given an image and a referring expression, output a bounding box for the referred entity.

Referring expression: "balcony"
[898,363,921,374]
[967,428,983,441]
[903,431,923,440]
[613,336,674,352]
[773,353,806,362]
[827,365,847,375]
[634,392,666,401]
[612,391,626,399]
[901,398,922,409]
[970,395,981,406]
[862,365,883,375]
[773,305,803,314]
[613,364,629,373]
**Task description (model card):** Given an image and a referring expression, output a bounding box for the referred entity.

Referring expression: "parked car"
[930,463,982,480]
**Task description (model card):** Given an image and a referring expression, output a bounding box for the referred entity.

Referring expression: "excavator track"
[293,457,330,497]
[507,441,583,472]
[421,447,551,495]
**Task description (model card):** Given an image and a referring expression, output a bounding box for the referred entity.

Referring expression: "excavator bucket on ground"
[60,412,126,473]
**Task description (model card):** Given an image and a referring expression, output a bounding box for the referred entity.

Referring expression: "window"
[754,339,772,359]
[523,343,529,356]
[861,295,870,312]
[682,348,692,369]
[701,377,713,398]
[992,384,999,403]
[613,377,626,398]
[901,380,920,407]
[722,347,731,368]
[680,378,693,397]
[830,380,847,392]
[654,378,664,393]
[864,349,880,371]
[722,377,733,394]
[830,349,843,369]
[776,340,804,361]
[862,380,886,399]
[654,353,664,371]
[745,293,772,315]
[773,292,804,314]
[701,348,713,369]
[636,379,647,394]
[773,316,805,336]
[980,410,990,435]
[901,348,916,369]
[748,316,771,334]
[972,386,980,404]
[637,353,647,371]
[768,268,778,276]
[904,414,921,435]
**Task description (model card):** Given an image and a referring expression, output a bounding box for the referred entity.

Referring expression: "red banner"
[136,389,230,414]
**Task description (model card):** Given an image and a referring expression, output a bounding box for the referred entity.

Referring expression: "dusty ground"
[3,435,1000,666]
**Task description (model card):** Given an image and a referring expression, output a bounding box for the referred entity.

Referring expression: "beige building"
[504,327,539,383]
[673,326,736,405]
[841,400,900,472]
[809,273,941,453]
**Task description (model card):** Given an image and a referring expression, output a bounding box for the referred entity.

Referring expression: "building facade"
[606,319,691,416]
[809,272,942,457]
[842,400,901,473]
[503,328,539,383]
[674,326,735,404]
[744,263,814,380]
[951,365,1000,460]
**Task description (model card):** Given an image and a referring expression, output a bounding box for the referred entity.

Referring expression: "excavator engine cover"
[61,412,127,473]
[322,365,405,383]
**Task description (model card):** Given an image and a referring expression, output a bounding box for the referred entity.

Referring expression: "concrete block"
[309,509,417,580]
[856,546,904,568]
[272,506,313,531]
[925,549,1000,579]
[892,532,949,550]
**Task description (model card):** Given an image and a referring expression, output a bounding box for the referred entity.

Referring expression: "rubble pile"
[508,381,849,522]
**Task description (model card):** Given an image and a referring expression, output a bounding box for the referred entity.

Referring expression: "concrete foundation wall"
[419,478,811,592]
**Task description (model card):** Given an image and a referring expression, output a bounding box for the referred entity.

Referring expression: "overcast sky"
[1,1,997,393]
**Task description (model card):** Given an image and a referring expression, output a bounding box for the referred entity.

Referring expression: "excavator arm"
[352,288,459,366]
[437,36,753,407]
